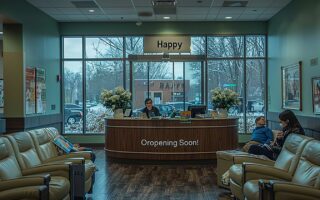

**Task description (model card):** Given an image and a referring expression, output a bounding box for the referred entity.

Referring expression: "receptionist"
[141,98,161,118]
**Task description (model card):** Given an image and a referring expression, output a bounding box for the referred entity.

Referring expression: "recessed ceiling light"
[88,9,95,13]
[163,16,170,19]
[225,16,232,19]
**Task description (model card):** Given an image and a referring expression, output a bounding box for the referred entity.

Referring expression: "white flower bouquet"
[211,88,240,110]
[100,86,131,110]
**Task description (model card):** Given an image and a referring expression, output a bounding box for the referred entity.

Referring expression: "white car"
[252,101,264,112]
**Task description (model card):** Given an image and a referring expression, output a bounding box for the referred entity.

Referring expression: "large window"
[62,35,266,134]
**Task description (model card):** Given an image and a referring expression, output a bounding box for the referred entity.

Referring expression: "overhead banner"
[144,36,191,53]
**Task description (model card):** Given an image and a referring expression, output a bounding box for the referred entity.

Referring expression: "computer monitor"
[188,105,207,118]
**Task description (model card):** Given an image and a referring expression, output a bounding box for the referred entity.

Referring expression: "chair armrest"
[0,185,48,200]
[0,174,50,191]
[243,163,292,184]
[44,157,85,165]
[69,151,92,160]
[233,155,274,166]
[261,181,320,200]
[22,164,70,179]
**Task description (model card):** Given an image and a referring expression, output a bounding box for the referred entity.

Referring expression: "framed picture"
[281,61,302,110]
[36,68,46,113]
[0,79,3,108]
[26,68,36,114]
[312,77,320,114]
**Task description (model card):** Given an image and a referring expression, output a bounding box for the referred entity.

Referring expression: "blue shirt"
[251,126,273,144]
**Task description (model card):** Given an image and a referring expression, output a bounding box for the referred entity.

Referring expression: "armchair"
[229,134,313,199]
[244,139,320,200]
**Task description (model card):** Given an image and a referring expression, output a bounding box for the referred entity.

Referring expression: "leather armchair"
[229,134,313,200]
[6,131,86,199]
[27,128,96,193]
[0,175,49,200]
[244,139,320,200]
[0,137,70,200]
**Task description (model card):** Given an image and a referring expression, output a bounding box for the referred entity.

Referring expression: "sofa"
[244,139,320,200]
[0,137,70,200]
[228,133,313,199]
[0,127,96,199]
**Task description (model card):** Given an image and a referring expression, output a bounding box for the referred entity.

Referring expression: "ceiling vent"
[71,1,98,8]
[223,1,248,7]
[152,0,177,15]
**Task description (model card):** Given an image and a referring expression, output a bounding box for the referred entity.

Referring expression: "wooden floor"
[87,149,230,200]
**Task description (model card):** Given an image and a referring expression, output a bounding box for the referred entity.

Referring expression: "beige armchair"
[0,137,70,200]
[229,134,313,200]
[27,128,96,193]
[244,139,320,200]
[0,175,49,200]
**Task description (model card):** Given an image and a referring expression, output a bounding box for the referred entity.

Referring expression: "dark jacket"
[271,126,305,158]
[141,106,160,118]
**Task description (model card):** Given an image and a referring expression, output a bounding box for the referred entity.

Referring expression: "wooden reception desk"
[105,118,238,160]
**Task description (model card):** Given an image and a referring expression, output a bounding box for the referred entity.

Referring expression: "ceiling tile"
[40,8,62,15]
[56,8,82,15]
[96,0,132,8]
[246,0,273,7]
[25,0,293,22]
[238,14,260,20]
[219,7,246,14]
[177,0,215,7]
[101,8,137,15]
[177,7,209,15]
[243,7,265,15]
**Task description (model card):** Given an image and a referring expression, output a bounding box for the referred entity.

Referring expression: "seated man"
[141,98,160,118]
[242,116,273,152]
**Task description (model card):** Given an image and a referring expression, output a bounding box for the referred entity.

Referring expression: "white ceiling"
[26,0,293,22]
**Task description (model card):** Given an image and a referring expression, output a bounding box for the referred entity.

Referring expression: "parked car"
[251,101,264,112]
[155,104,175,116]
[166,102,193,111]
[64,108,82,124]
[64,103,83,112]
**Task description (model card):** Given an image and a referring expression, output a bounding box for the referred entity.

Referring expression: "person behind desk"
[141,98,160,118]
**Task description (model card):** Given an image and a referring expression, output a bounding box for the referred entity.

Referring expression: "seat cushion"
[49,176,70,200]
[229,164,243,186]
[243,180,260,200]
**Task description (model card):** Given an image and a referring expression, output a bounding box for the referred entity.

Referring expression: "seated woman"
[248,109,304,160]
[242,116,273,152]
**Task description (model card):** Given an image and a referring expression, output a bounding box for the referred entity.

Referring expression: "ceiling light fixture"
[225,16,232,19]
[88,9,95,13]
[0,32,3,35]
[163,16,170,19]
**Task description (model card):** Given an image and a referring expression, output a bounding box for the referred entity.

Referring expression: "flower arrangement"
[211,88,240,110]
[100,86,131,110]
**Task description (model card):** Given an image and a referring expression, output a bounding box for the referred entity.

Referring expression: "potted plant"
[211,88,240,118]
[100,86,131,118]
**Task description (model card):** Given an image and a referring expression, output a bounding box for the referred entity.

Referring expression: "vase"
[217,108,228,118]
[113,108,124,119]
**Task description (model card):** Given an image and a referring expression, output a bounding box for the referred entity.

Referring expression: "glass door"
[129,55,204,116]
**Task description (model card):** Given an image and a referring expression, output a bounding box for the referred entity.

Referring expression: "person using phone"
[248,109,304,160]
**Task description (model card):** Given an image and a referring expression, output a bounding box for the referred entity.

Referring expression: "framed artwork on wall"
[26,67,36,114]
[312,77,320,114]
[281,61,302,110]
[0,79,3,108]
[36,68,46,114]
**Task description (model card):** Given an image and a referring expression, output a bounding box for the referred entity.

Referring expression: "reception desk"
[105,118,238,160]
